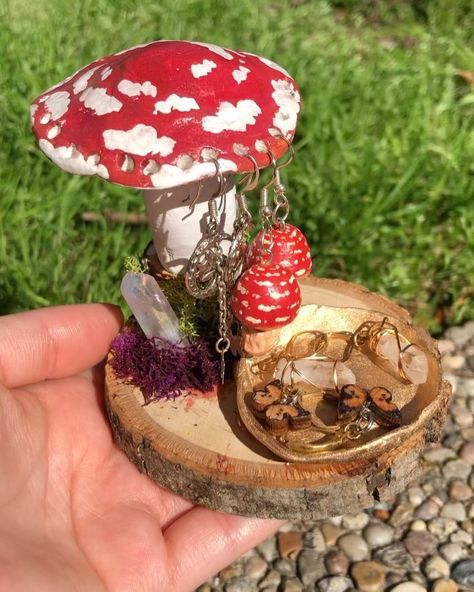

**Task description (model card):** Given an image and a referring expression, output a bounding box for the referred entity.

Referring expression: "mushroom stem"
[143,175,237,275]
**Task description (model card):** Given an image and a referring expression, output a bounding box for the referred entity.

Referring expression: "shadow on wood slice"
[104,277,452,519]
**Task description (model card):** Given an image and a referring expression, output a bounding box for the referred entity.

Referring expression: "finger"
[0,303,123,389]
[163,507,282,590]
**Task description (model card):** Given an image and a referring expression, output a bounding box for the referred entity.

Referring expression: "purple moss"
[110,328,219,404]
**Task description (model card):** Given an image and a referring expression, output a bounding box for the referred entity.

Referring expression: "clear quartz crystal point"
[120,272,186,344]
[376,334,428,384]
[275,358,356,389]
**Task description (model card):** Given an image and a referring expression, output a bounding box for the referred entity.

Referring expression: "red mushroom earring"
[247,143,312,279]
[231,148,305,354]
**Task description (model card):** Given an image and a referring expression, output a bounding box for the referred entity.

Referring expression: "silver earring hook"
[210,158,226,199]
[239,152,260,193]
[274,131,295,169]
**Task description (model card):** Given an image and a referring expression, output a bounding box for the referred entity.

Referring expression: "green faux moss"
[159,277,218,342]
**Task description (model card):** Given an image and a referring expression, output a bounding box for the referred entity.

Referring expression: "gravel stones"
[259,569,281,589]
[440,502,467,522]
[439,542,466,564]
[297,550,326,586]
[304,526,326,552]
[321,522,346,546]
[317,576,354,592]
[274,558,295,577]
[363,523,395,547]
[243,556,267,580]
[407,486,425,507]
[448,480,472,502]
[257,537,278,562]
[351,561,386,592]
[374,542,418,571]
[443,459,472,481]
[324,549,350,575]
[404,530,437,558]
[341,512,370,530]
[337,533,369,561]
[277,532,303,558]
[423,555,450,580]
[445,325,474,347]
[460,441,474,464]
[415,499,440,520]
[389,502,414,528]
[390,583,427,592]
[449,528,472,544]
[431,579,458,592]
[280,577,303,592]
[410,520,428,531]
[423,447,456,464]
[451,559,474,586]
[428,518,459,540]
[224,580,256,592]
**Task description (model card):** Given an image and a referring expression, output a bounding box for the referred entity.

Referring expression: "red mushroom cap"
[231,263,301,331]
[247,223,313,278]
[30,41,301,190]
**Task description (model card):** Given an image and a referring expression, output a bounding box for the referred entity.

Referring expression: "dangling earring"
[224,152,258,287]
[246,141,312,279]
[185,161,231,383]
[352,318,429,385]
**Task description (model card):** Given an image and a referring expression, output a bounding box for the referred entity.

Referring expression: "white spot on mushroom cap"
[258,304,279,312]
[201,147,219,160]
[259,56,291,77]
[154,94,199,114]
[44,91,70,121]
[268,290,291,299]
[47,124,61,139]
[118,79,157,97]
[176,154,194,170]
[39,139,109,179]
[255,280,275,287]
[73,66,101,94]
[232,66,250,84]
[271,79,300,136]
[190,41,234,60]
[245,316,261,325]
[30,104,38,125]
[148,158,237,190]
[80,87,123,116]
[103,124,175,157]
[143,159,160,175]
[100,66,113,80]
[191,59,217,78]
[202,100,261,133]
[275,316,291,322]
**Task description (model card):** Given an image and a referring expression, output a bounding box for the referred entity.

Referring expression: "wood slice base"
[105,278,451,519]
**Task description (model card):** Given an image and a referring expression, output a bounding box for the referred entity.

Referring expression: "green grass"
[0,0,473,330]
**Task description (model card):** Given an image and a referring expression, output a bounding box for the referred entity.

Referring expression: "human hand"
[0,304,281,591]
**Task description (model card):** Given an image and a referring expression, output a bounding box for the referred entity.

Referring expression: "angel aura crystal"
[121,272,186,344]
[274,358,356,389]
[376,334,428,384]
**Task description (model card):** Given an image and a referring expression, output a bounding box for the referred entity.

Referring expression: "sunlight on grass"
[0,0,473,330]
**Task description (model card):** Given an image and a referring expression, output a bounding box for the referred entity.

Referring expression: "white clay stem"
[143,176,237,275]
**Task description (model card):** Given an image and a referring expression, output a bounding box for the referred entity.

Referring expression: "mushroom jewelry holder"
[31,40,451,520]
